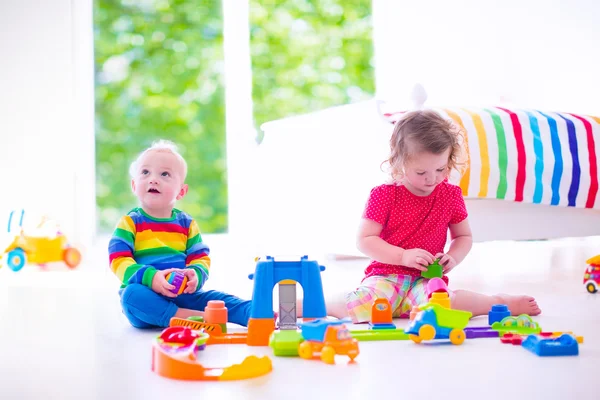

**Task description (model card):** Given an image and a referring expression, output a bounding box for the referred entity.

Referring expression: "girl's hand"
[182,269,199,294]
[436,253,457,273]
[400,249,434,271]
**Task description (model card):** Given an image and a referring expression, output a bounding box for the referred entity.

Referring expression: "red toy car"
[584,255,600,294]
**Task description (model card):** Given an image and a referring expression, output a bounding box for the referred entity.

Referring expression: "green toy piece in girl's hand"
[421,259,443,279]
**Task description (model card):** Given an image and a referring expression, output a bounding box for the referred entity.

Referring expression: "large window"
[250,0,374,142]
[94,0,374,233]
[94,0,227,233]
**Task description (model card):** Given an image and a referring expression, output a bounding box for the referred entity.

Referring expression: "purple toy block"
[166,271,187,294]
[465,327,500,339]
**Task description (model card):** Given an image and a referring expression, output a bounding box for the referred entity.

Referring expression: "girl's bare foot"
[495,294,542,316]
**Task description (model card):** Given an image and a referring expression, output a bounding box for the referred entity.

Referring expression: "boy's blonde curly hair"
[129,139,188,180]
[384,110,468,181]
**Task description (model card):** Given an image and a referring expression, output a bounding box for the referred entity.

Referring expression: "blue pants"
[119,283,252,329]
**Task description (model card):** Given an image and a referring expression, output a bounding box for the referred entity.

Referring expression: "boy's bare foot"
[495,294,541,316]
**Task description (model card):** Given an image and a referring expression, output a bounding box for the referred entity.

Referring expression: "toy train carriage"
[406,303,472,345]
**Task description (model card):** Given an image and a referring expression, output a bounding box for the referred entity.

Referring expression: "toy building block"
[429,292,450,309]
[269,330,304,356]
[522,334,579,356]
[500,333,524,345]
[204,300,228,333]
[369,298,396,330]
[166,271,188,295]
[488,304,511,325]
[421,260,443,279]
[426,277,448,298]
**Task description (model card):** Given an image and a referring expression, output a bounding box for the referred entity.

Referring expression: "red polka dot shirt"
[362,180,468,282]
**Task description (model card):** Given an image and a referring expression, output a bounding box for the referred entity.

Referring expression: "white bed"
[251,99,600,257]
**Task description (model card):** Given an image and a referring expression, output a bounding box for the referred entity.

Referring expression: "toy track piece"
[522,334,579,357]
[169,317,223,335]
[152,338,273,381]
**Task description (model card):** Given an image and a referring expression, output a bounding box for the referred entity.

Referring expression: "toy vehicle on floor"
[584,255,600,293]
[157,326,209,353]
[2,210,81,271]
[297,319,359,364]
[406,303,472,345]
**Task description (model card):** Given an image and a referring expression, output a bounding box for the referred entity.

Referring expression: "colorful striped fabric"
[108,207,210,289]
[384,108,600,209]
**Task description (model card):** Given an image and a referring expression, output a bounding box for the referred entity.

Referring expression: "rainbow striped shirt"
[108,208,210,290]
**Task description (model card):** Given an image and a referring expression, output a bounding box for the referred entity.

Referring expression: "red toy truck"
[584,255,600,294]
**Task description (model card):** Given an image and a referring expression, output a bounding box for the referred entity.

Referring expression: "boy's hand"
[182,268,199,294]
[400,248,434,271]
[435,252,457,273]
[151,269,178,298]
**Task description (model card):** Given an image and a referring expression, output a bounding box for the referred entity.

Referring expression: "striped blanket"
[383,108,600,209]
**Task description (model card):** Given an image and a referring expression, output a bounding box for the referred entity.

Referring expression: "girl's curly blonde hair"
[383,109,468,182]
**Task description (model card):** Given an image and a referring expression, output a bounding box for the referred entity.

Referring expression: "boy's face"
[131,150,188,215]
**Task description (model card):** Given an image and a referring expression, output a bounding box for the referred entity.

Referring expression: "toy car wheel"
[586,282,597,294]
[7,248,26,272]
[63,248,81,268]
[449,329,465,345]
[409,334,422,343]
[320,346,336,364]
[298,341,313,360]
[419,324,436,341]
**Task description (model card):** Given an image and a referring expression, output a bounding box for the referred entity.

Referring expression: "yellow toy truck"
[2,210,81,271]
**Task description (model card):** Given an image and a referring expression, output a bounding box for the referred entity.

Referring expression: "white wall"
[255,0,600,256]
[372,0,600,114]
[0,0,95,246]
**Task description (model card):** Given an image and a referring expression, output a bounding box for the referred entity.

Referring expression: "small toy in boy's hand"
[166,271,188,295]
[421,259,443,279]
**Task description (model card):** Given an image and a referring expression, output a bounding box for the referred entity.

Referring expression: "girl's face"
[402,149,450,196]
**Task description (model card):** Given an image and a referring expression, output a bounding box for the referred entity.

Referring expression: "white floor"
[1,235,599,400]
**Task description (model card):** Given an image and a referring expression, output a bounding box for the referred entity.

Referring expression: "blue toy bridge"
[248,255,327,320]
